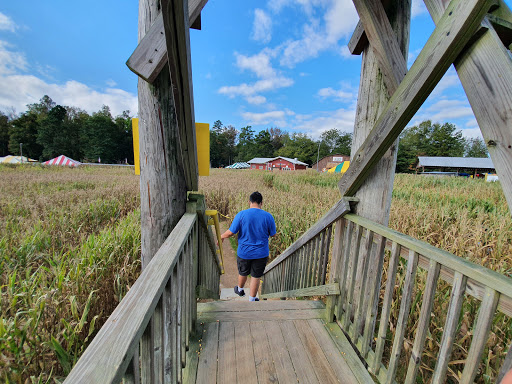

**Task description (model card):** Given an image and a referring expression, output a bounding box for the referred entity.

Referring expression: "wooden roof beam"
[126,0,208,84]
[338,0,496,197]
[423,0,512,214]
[161,0,198,191]
[352,0,408,96]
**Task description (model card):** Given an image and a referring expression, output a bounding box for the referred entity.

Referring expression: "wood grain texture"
[280,320,320,384]
[352,0,408,95]
[250,322,278,383]
[199,309,325,323]
[265,321,299,384]
[196,322,218,384]
[234,325,258,384]
[126,0,208,83]
[64,214,195,383]
[198,300,325,312]
[338,0,495,198]
[260,283,340,299]
[264,198,351,273]
[217,322,236,384]
[161,0,198,191]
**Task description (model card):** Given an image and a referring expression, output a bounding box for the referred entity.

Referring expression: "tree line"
[211,119,489,172]
[0,95,134,164]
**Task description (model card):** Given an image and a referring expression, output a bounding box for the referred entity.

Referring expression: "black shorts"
[237,256,268,278]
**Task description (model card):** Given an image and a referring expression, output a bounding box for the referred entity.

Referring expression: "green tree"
[464,137,488,158]
[0,112,9,156]
[277,133,317,165]
[236,126,256,161]
[37,105,70,159]
[114,110,134,164]
[269,127,286,154]
[8,112,43,159]
[254,130,274,158]
[82,106,117,163]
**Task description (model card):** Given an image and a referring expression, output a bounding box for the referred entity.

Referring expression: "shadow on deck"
[184,300,372,384]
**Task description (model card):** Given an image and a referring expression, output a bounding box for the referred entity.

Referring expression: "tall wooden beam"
[138,0,187,268]
[348,0,410,225]
[339,0,496,198]
[162,0,199,192]
[423,1,512,214]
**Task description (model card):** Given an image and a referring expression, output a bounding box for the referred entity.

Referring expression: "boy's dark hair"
[250,191,263,204]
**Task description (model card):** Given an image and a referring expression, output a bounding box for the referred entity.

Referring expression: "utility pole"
[316,140,321,172]
[20,143,23,162]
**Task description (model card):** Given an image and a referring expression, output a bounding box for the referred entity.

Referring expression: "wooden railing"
[261,204,512,383]
[64,196,221,383]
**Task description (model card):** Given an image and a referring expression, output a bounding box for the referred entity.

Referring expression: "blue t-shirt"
[229,208,276,259]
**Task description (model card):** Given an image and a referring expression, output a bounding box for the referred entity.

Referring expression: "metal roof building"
[417,156,495,169]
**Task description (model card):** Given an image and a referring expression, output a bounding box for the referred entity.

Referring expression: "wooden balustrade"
[261,206,512,382]
[64,197,221,384]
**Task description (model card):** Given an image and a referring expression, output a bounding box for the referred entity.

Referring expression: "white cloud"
[242,110,288,126]
[291,107,356,138]
[0,12,16,32]
[106,79,117,87]
[279,0,358,67]
[412,0,427,18]
[461,127,483,139]
[252,9,272,43]
[235,51,276,79]
[219,51,293,104]
[0,41,28,75]
[317,85,354,101]
[0,41,137,116]
[431,68,461,97]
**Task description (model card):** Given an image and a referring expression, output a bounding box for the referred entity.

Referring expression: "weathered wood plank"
[373,241,401,375]
[182,323,202,384]
[126,0,208,83]
[217,322,236,384]
[279,320,320,384]
[196,321,218,384]
[342,224,363,330]
[198,300,325,312]
[260,283,340,299]
[265,198,351,273]
[199,309,325,323]
[161,0,198,191]
[498,341,512,383]
[64,214,195,383]
[324,322,375,384]
[338,0,496,197]
[250,321,279,384]
[335,220,353,321]
[404,260,441,384]
[352,0,408,95]
[265,321,299,384]
[346,214,512,306]
[294,320,340,384]
[460,288,500,384]
[308,319,360,384]
[385,250,419,384]
[431,272,468,384]
[235,324,258,384]
[326,218,345,322]
[320,225,333,285]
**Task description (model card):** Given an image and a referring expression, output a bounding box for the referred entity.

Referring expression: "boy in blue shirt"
[220,191,276,301]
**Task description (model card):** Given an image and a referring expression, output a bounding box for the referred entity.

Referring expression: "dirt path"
[216,221,239,290]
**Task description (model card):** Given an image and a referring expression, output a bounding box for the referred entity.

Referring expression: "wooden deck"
[184,300,373,384]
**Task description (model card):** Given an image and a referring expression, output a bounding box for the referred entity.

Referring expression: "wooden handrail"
[264,198,351,273]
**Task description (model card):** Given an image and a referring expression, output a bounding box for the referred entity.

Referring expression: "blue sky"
[1,0,509,139]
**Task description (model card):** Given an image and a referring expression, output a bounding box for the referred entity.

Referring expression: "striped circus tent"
[0,155,37,163]
[44,155,81,167]
[225,162,250,169]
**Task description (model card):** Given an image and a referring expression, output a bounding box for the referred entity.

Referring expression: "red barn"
[247,157,308,171]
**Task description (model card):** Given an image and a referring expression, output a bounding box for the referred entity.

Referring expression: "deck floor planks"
[217,322,236,384]
[279,320,320,384]
[235,325,258,384]
[193,300,368,384]
[250,321,279,383]
[195,322,219,384]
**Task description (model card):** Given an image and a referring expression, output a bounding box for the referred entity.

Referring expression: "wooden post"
[350,1,411,225]
[138,0,188,269]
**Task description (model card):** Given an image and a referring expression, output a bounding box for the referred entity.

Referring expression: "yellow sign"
[196,122,210,176]
[132,120,209,177]
[132,118,140,175]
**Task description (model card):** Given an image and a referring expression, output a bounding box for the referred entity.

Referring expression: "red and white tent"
[44,155,81,167]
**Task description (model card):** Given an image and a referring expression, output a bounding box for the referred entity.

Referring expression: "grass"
[0,165,141,383]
